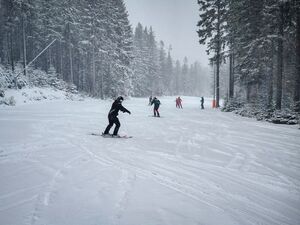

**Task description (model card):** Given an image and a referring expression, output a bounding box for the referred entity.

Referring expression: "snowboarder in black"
[151,97,161,117]
[201,97,204,109]
[103,96,131,137]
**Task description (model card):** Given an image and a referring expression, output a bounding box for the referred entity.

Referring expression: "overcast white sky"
[124,0,210,66]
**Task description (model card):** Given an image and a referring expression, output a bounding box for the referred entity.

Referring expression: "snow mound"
[222,101,299,125]
[0,87,85,106]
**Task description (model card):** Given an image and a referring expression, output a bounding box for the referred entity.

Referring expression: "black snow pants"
[104,116,120,135]
[154,107,160,117]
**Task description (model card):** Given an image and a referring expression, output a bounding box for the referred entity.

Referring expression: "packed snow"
[0,96,299,225]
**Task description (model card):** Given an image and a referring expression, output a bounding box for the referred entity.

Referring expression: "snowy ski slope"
[0,96,299,225]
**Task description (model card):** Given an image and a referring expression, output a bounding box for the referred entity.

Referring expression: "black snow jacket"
[108,100,130,118]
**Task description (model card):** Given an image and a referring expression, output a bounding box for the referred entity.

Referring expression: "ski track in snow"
[77,138,224,211]
[29,153,86,225]
[0,97,299,225]
[113,169,136,225]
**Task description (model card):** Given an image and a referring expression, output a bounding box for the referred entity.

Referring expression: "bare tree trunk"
[9,32,14,72]
[246,84,251,103]
[0,0,3,63]
[10,31,17,88]
[91,1,96,96]
[99,53,104,99]
[69,43,73,83]
[216,53,220,107]
[268,43,274,109]
[229,50,234,99]
[92,45,96,95]
[294,3,300,112]
[65,22,73,84]
[87,52,91,93]
[215,0,221,107]
[276,4,284,110]
[22,14,27,76]
[101,69,104,99]
[77,52,81,90]
[60,41,63,79]
[213,61,216,103]
[49,47,52,67]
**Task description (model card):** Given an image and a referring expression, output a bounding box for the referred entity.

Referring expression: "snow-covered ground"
[2,87,83,106]
[0,96,299,225]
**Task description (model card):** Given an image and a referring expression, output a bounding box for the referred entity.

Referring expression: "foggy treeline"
[197,0,300,112]
[0,0,210,99]
[132,23,209,97]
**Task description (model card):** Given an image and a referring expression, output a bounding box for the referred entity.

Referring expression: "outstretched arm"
[120,104,131,114]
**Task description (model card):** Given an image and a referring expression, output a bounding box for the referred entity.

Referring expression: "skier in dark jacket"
[201,97,204,109]
[151,97,161,117]
[103,96,131,137]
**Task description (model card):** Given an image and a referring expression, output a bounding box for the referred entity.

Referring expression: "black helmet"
[116,96,124,102]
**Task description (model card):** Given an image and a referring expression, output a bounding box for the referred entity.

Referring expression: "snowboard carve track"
[195,166,299,224]
[29,154,84,225]
[0,183,46,205]
[77,139,223,211]
[114,169,136,223]
[71,138,221,212]
[0,195,38,213]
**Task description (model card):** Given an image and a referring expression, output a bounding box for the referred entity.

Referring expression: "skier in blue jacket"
[151,97,161,117]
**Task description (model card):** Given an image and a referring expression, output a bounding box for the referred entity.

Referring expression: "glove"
[128,111,131,115]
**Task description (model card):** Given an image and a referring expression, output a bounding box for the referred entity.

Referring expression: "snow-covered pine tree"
[145,27,159,96]
[132,23,149,97]
[0,0,34,74]
[105,0,133,98]
[226,0,274,108]
[295,0,300,112]
[197,0,227,107]
[181,57,189,94]
[158,41,167,95]
[76,0,109,97]
[174,60,181,94]
[215,0,300,120]
[189,62,202,96]
[165,46,173,95]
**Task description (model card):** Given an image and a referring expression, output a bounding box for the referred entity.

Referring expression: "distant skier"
[201,97,204,109]
[151,97,161,117]
[103,96,131,137]
[176,96,182,108]
[149,96,152,105]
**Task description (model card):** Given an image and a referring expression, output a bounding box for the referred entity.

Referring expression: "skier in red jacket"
[176,96,182,108]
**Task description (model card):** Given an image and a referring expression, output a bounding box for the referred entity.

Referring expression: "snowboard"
[148,115,163,118]
[90,133,133,139]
